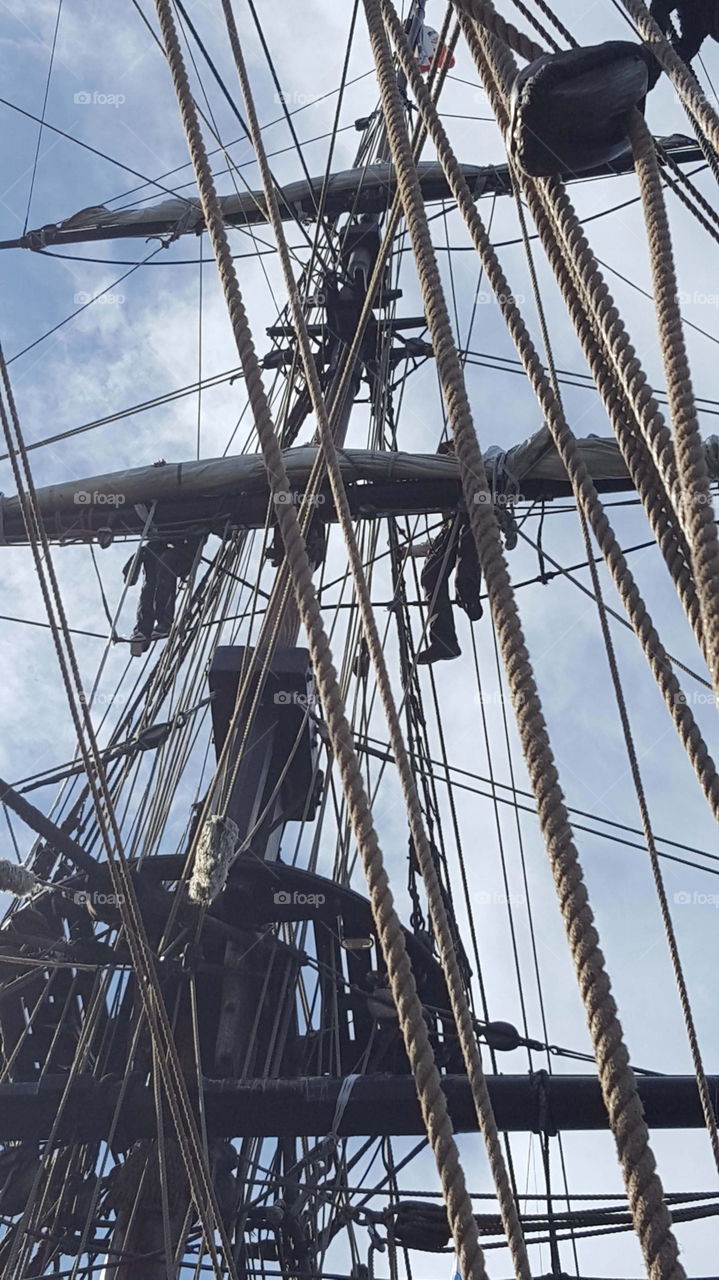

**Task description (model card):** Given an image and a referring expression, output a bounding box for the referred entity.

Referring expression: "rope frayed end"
[188,815,239,906]
[0,860,40,898]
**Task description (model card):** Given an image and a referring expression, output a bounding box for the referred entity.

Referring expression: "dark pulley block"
[509,41,653,178]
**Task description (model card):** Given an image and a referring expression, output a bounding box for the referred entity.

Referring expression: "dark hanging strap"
[536,499,549,584]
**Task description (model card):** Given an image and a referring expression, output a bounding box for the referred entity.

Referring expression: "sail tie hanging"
[0,860,41,898]
[509,41,653,177]
[187,813,239,906]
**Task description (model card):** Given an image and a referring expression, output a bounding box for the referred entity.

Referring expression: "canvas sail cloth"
[1,427,717,544]
[0,140,704,251]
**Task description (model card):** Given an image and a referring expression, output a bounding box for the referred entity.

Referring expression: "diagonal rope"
[366,0,686,1275]
[514,138,719,1178]
[454,0,544,59]
[0,358,235,1277]
[382,0,719,831]
[618,0,719,156]
[220,3,531,1276]
[151,3,494,1278]
[452,10,719,822]
[628,109,719,693]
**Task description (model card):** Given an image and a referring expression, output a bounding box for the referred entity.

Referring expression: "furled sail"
[3,429,714,544]
[0,137,702,251]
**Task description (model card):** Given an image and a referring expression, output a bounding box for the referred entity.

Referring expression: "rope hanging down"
[0,356,236,1278]
[387,2,719,822]
[364,0,687,1275]
[151,3,493,1279]
[515,78,719,1179]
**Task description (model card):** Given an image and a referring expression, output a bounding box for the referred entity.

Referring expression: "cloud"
[0,1,718,1271]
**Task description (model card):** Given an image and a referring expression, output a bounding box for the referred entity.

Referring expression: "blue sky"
[0,0,719,1274]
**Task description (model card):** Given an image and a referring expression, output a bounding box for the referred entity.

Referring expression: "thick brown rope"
[618,0,719,155]
[513,116,719,1180]
[364,0,686,1274]
[455,9,719,1178]
[220,4,531,1276]
[459,11,704,634]
[386,0,719,831]
[534,178,708,642]
[513,0,578,48]
[152,3,491,1278]
[628,108,719,692]
[455,9,719,820]
[453,0,545,60]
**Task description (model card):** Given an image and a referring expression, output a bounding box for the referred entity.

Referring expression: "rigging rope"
[220,4,530,1276]
[452,11,719,820]
[516,144,719,1176]
[453,0,544,60]
[618,0,719,155]
[384,0,719,807]
[628,109,719,693]
[0,370,236,1277]
[152,2,493,1277]
[366,0,687,1274]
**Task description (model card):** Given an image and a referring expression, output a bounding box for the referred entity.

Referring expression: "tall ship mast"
[0,1,718,1277]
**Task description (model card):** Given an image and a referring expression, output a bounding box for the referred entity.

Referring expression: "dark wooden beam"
[2,1072,717,1142]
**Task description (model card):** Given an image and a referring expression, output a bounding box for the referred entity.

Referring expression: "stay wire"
[23,0,64,235]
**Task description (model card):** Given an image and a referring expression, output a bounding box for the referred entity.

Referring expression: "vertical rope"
[454,6,719,821]
[381,0,719,824]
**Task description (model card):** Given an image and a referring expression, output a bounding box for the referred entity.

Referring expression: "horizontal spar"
[4,429,716,545]
[2,1072,718,1141]
[0,136,702,250]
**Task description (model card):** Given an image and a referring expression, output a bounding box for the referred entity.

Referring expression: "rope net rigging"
[0,0,717,1277]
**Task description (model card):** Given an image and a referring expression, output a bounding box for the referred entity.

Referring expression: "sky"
[0,0,719,1276]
